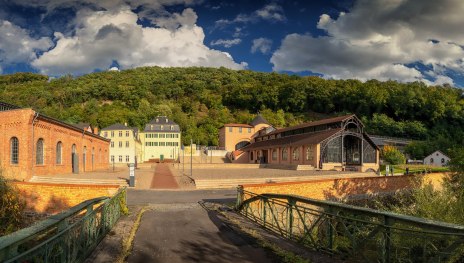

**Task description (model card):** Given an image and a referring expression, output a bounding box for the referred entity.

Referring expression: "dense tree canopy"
[1,67,463,156]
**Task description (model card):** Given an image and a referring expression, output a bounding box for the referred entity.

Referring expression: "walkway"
[150,163,179,189]
[127,189,272,263]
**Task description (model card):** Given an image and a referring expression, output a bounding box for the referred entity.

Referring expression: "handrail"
[0,197,107,249]
[0,187,127,262]
[236,187,464,262]
[239,191,464,233]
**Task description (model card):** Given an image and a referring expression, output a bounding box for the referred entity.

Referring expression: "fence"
[236,187,464,262]
[0,187,127,263]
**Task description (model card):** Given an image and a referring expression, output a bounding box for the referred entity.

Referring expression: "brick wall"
[13,182,120,214]
[0,109,110,180]
[242,173,445,200]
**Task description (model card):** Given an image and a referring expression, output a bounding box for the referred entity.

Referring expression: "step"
[29,176,128,186]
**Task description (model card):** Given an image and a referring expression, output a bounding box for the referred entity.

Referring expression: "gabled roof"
[101,123,135,131]
[242,128,342,151]
[267,114,355,136]
[250,114,269,126]
[424,150,450,159]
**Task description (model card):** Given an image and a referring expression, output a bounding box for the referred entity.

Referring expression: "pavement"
[126,189,273,263]
[150,163,179,189]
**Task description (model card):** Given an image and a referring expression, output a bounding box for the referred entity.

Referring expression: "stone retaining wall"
[242,173,445,200]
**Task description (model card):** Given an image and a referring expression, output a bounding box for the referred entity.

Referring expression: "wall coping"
[12,181,121,189]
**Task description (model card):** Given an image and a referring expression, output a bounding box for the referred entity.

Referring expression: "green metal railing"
[0,187,127,263]
[236,187,464,263]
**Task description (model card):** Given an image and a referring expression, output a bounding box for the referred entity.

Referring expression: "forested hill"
[0,67,463,158]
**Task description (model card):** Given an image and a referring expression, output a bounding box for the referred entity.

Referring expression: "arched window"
[430,158,434,164]
[282,148,288,161]
[306,146,313,161]
[272,149,277,160]
[10,137,19,164]
[56,141,62,164]
[36,138,44,165]
[292,147,300,161]
[441,158,445,164]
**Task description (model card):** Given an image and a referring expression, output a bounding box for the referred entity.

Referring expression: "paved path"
[150,164,179,189]
[127,189,272,263]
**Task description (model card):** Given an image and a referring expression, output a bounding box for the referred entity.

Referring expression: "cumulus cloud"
[214,3,286,28]
[271,0,464,85]
[31,7,246,75]
[210,38,242,48]
[0,20,52,73]
[251,38,272,54]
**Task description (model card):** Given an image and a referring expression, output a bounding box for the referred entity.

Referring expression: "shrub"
[0,170,26,236]
[382,145,406,165]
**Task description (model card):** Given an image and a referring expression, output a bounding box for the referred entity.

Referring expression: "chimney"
[94,127,99,135]
[124,122,127,127]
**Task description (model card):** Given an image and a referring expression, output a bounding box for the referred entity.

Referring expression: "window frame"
[10,137,19,165]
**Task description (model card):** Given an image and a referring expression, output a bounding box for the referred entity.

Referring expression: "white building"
[140,116,181,162]
[423,150,450,167]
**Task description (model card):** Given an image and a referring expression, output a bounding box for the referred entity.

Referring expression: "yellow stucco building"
[101,123,142,165]
[140,116,181,162]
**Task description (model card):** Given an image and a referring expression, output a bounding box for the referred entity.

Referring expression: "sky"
[0,0,464,87]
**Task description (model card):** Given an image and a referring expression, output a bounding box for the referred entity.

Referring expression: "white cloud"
[251,38,272,54]
[0,20,52,72]
[271,0,464,85]
[210,38,242,48]
[214,3,286,28]
[31,7,246,75]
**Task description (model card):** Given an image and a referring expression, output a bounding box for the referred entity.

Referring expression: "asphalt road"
[127,189,273,263]
[127,189,237,205]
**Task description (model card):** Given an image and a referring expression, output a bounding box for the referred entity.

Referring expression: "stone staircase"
[29,176,128,187]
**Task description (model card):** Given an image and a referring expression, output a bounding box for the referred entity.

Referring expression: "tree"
[382,146,406,165]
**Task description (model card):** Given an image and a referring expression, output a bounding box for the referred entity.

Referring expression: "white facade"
[423,150,450,167]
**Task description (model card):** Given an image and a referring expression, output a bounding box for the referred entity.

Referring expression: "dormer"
[156,118,159,123]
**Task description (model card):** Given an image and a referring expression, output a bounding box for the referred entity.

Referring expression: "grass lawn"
[380,164,450,174]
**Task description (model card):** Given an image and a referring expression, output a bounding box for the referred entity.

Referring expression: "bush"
[382,145,406,165]
[0,170,26,236]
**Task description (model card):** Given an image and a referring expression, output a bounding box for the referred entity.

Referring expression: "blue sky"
[0,0,463,87]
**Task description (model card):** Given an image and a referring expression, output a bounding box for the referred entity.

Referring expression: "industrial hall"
[0,101,110,181]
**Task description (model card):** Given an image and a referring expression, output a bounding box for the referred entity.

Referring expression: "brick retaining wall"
[242,173,445,200]
[13,182,120,214]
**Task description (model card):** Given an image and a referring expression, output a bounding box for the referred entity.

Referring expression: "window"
[155,142,159,146]
[160,134,165,138]
[293,147,300,161]
[126,131,130,137]
[56,142,62,164]
[272,149,277,161]
[111,141,114,148]
[248,128,251,133]
[104,132,108,137]
[239,127,242,133]
[430,158,434,164]
[282,148,288,161]
[160,142,165,146]
[306,146,313,161]
[111,155,114,162]
[119,141,122,148]
[119,131,122,137]
[10,137,19,164]
[229,127,232,132]
[161,125,164,130]
[111,131,114,137]
[126,155,130,162]
[126,141,129,148]
[171,125,174,130]
[154,133,159,138]
[36,138,44,165]
[441,158,445,164]
[119,155,122,162]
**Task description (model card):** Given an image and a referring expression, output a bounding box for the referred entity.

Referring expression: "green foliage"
[1,67,464,146]
[382,146,406,165]
[0,170,26,236]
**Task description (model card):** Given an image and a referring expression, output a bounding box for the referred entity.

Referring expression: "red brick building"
[0,101,110,180]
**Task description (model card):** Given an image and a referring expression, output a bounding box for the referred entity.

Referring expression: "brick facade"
[0,108,110,180]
